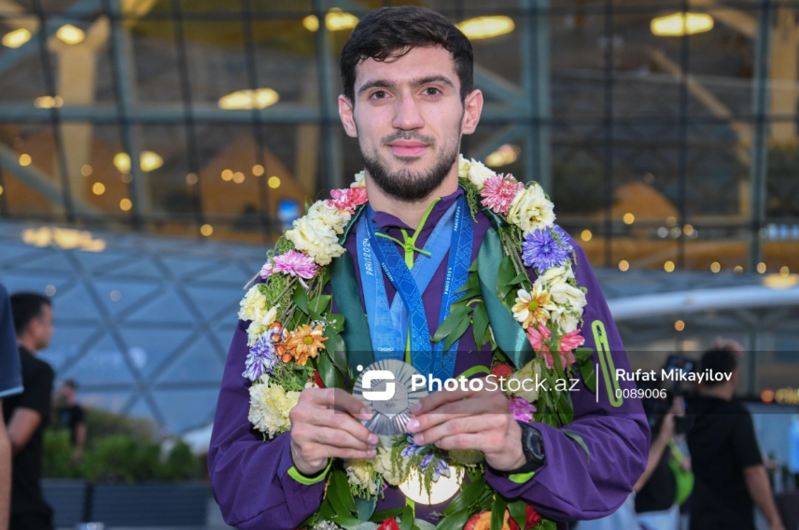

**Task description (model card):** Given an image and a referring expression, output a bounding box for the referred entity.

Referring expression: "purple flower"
[551,225,573,252]
[401,433,427,458]
[508,397,537,423]
[242,335,278,381]
[522,228,570,270]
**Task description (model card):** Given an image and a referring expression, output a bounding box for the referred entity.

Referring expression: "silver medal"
[352,359,428,435]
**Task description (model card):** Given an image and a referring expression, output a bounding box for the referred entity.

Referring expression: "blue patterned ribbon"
[356,196,473,380]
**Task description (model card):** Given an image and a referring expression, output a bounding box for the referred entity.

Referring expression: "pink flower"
[508,396,537,422]
[527,324,582,370]
[480,174,524,215]
[326,187,368,213]
[260,250,318,280]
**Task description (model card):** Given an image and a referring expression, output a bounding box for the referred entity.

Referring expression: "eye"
[423,87,442,96]
[370,90,389,100]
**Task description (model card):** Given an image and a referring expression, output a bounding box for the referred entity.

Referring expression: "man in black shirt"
[55,380,86,464]
[686,346,784,530]
[3,293,55,530]
[1,283,23,530]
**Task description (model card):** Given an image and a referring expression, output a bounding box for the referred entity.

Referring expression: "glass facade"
[0,0,796,274]
[0,220,264,433]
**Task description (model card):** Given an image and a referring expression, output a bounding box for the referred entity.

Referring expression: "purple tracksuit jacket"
[208,188,650,530]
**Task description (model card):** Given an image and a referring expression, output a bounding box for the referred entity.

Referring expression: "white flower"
[537,265,575,287]
[286,211,346,266]
[306,201,351,235]
[373,447,407,486]
[507,184,555,235]
[351,170,366,188]
[246,304,279,347]
[344,458,378,496]
[458,155,495,189]
[550,282,587,312]
[553,307,581,335]
[248,376,301,438]
[507,360,543,402]
[239,284,268,322]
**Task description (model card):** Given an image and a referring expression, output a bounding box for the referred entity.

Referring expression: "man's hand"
[289,387,377,476]
[406,379,526,472]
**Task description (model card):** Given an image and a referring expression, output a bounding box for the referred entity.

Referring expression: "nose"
[391,94,425,131]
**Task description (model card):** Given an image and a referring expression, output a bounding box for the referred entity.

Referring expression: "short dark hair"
[340,6,474,103]
[62,379,78,391]
[700,348,737,388]
[10,292,51,335]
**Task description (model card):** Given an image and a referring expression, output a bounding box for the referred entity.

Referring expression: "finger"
[429,432,487,452]
[408,393,501,434]
[307,388,374,420]
[302,425,376,451]
[313,443,377,461]
[417,414,505,446]
[411,384,476,415]
[304,408,379,445]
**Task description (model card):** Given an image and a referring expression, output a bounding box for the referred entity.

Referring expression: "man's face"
[339,45,482,202]
[31,304,54,352]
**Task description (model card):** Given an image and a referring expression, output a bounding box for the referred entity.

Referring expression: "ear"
[338,95,358,138]
[461,89,484,135]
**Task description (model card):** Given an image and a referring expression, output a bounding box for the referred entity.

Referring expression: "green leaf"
[509,500,526,530]
[456,273,479,294]
[292,288,310,314]
[328,313,345,333]
[354,493,378,522]
[490,495,507,530]
[497,257,516,298]
[398,504,414,530]
[443,312,472,352]
[319,354,344,389]
[324,330,348,372]
[563,431,590,464]
[472,303,489,346]
[319,499,336,521]
[434,509,471,530]
[432,305,471,343]
[310,294,332,314]
[370,507,405,523]
[574,347,593,364]
[579,361,596,394]
[330,515,367,529]
[442,477,487,516]
[510,272,528,285]
[538,519,558,530]
[329,470,358,515]
[556,388,574,425]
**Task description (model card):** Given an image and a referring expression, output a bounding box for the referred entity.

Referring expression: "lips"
[388,141,428,157]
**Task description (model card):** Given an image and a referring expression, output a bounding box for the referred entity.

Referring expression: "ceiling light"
[485,144,520,167]
[114,153,131,173]
[139,151,163,172]
[218,88,279,110]
[2,28,31,48]
[303,9,359,32]
[651,13,713,37]
[34,96,63,108]
[56,24,85,45]
[456,16,515,40]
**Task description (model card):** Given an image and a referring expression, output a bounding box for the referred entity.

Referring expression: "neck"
[365,164,459,230]
[17,336,37,354]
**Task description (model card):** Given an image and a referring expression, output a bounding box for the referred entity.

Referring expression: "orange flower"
[285,325,327,365]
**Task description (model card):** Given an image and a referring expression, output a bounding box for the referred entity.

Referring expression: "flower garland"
[238,156,594,530]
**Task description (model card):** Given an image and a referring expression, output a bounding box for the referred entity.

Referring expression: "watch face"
[352,359,428,436]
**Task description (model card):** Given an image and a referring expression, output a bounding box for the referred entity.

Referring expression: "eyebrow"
[356,75,456,96]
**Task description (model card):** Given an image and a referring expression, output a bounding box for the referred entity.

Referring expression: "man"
[3,293,55,530]
[686,346,784,530]
[54,380,86,465]
[0,284,24,530]
[209,7,649,530]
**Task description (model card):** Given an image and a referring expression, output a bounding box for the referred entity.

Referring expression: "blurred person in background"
[0,284,23,530]
[3,293,55,530]
[54,380,86,465]
[686,345,784,530]
[634,393,692,530]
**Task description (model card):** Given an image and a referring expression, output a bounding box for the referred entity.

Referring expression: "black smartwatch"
[503,421,546,475]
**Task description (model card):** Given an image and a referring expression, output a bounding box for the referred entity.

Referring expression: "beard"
[359,128,461,203]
